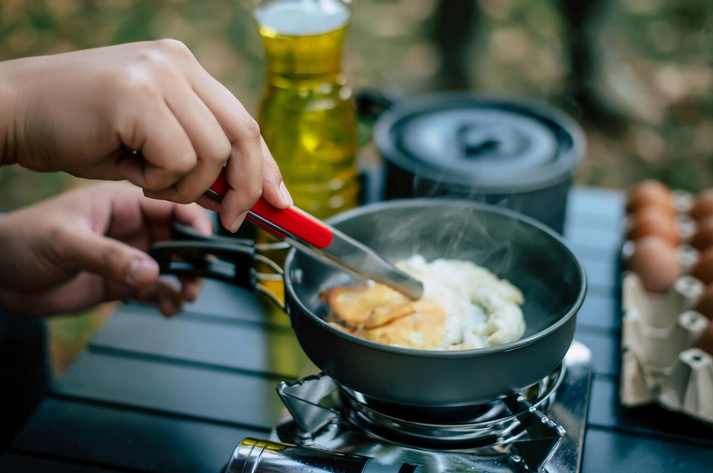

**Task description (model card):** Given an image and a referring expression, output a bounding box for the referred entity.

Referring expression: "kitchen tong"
[151,169,423,301]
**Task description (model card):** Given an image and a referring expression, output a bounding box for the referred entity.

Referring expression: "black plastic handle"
[355,88,399,122]
[150,224,258,291]
[171,222,254,247]
[457,124,501,158]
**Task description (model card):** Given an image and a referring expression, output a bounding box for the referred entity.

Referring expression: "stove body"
[227,341,592,473]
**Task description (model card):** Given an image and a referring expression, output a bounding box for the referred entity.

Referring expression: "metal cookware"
[151,199,586,408]
[357,91,586,234]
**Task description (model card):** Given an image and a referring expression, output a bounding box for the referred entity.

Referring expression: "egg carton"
[620,272,713,424]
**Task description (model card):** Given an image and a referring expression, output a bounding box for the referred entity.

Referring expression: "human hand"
[0,182,213,316]
[0,39,292,232]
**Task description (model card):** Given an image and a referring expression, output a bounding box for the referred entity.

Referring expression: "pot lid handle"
[458,123,519,159]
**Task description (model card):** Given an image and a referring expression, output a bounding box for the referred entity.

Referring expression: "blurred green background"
[1,0,712,376]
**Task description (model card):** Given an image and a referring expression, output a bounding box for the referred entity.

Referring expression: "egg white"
[394,255,526,350]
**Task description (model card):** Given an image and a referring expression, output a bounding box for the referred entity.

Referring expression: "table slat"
[576,293,619,330]
[565,210,622,235]
[92,309,306,379]
[10,399,260,473]
[581,259,615,292]
[573,331,619,377]
[568,187,625,221]
[582,427,713,473]
[179,282,288,327]
[566,225,622,252]
[0,454,122,473]
[56,352,287,430]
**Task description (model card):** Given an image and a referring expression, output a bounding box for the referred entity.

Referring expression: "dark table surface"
[1,187,712,473]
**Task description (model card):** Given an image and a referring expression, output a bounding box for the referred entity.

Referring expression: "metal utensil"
[206,169,423,300]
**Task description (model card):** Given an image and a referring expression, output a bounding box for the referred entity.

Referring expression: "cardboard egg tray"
[620,190,713,425]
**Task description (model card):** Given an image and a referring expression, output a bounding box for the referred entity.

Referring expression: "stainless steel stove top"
[227,341,592,473]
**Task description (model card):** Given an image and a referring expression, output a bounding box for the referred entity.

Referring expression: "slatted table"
[1,188,712,473]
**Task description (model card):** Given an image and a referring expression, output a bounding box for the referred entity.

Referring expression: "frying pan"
[151,199,586,408]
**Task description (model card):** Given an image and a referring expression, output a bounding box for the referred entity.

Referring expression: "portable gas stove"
[226,341,592,472]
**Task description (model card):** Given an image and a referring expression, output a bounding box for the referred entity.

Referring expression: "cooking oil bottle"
[253,0,359,314]
[255,0,360,220]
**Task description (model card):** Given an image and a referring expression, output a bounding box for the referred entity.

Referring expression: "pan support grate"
[264,341,592,472]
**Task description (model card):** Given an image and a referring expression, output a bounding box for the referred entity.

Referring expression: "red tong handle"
[208,169,333,249]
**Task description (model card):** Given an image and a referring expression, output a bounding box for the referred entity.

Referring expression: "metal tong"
[204,169,423,300]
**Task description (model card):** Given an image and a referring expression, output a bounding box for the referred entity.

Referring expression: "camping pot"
[151,199,586,408]
[357,91,586,234]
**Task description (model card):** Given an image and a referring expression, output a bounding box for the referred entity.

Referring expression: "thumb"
[259,137,293,209]
[55,229,159,287]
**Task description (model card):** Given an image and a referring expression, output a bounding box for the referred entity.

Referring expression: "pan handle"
[149,225,286,309]
[150,240,257,290]
[171,221,255,247]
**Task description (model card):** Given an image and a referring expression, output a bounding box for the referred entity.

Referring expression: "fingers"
[51,226,159,287]
[113,47,293,232]
[178,275,203,302]
[191,74,274,231]
[135,189,213,240]
[168,200,214,237]
[0,271,186,317]
[108,277,187,317]
[116,98,196,192]
[134,279,184,316]
[144,88,231,205]
[260,137,293,209]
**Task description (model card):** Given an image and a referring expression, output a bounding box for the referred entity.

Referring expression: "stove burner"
[339,365,564,449]
[343,391,505,425]
[258,341,592,473]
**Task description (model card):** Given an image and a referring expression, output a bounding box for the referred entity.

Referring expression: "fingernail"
[169,298,183,315]
[183,282,199,302]
[279,181,293,206]
[128,257,159,285]
[228,211,248,233]
[188,278,205,301]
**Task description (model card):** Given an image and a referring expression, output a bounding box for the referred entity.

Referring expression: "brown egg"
[690,216,713,251]
[627,207,679,245]
[628,235,682,293]
[692,247,713,286]
[626,180,675,216]
[690,189,713,221]
[695,284,713,320]
[696,320,713,356]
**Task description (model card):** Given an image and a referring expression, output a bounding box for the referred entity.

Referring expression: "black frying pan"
[151,199,586,408]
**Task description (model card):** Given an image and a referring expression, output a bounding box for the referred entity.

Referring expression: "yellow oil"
[256,0,360,220]
[254,0,360,310]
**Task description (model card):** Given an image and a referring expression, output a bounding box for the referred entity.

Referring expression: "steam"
[347,200,578,334]
[365,200,516,277]
[294,197,582,335]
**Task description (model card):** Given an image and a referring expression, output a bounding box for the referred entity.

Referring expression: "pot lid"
[375,95,585,193]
